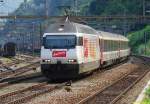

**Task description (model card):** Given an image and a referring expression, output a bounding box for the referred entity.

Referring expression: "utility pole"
[144,31,147,55]
[123,5,127,36]
[143,0,146,23]
[143,0,146,17]
[0,0,4,15]
[32,22,35,56]
[45,0,49,18]
[24,0,28,10]
[74,0,78,16]
[39,23,42,47]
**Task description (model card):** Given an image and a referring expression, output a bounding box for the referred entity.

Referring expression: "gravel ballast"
[26,61,141,104]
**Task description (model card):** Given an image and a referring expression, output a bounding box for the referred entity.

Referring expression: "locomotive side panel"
[79,34,100,73]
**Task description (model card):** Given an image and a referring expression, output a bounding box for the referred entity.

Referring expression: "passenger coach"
[98,31,130,67]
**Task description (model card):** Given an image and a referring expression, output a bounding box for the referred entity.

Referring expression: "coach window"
[119,41,120,50]
[113,40,115,51]
[127,42,129,49]
[121,41,124,50]
[119,41,121,50]
[107,40,110,51]
[113,41,115,51]
[115,41,116,50]
[104,40,106,51]
[114,41,116,50]
[122,41,124,50]
[108,40,110,51]
[113,41,114,51]
[121,41,122,49]
[104,40,107,52]
[126,41,128,49]
[123,41,125,49]
[117,41,119,50]
[115,41,118,51]
[107,40,109,51]
[114,41,116,51]
[77,37,83,46]
[109,40,111,51]
[106,40,108,51]
[124,41,125,49]
[115,41,117,51]
[112,40,115,51]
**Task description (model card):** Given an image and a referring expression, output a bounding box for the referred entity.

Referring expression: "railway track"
[78,63,149,104]
[0,56,38,72]
[0,57,39,74]
[0,58,128,100]
[0,56,26,66]
[0,72,43,89]
[16,54,39,60]
[0,82,66,104]
[0,56,148,104]
[0,61,40,82]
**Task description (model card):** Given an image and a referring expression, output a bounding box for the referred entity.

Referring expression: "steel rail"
[0,61,40,79]
[0,65,39,82]
[0,72,43,89]
[110,69,149,104]
[0,57,38,73]
[77,67,149,104]
[0,82,66,104]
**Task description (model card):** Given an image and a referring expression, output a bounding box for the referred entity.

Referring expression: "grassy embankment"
[141,87,150,104]
[128,25,150,56]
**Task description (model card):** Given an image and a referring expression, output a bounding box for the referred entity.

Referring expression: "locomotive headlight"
[43,59,51,63]
[68,59,77,63]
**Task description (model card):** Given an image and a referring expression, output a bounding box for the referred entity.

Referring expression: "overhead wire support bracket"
[0,15,150,19]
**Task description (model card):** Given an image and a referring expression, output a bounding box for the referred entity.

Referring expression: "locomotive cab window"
[44,35,76,49]
[42,37,46,46]
[77,37,83,46]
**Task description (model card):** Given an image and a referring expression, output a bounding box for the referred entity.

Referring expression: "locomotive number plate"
[52,51,66,57]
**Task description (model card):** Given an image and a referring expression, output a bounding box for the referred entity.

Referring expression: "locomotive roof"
[44,22,128,41]
[99,31,128,41]
[45,22,98,35]
[45,22,77,33]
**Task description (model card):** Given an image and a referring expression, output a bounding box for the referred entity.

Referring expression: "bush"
[145,87,150,97]
[128,25,150,55]
[141,98,150,104]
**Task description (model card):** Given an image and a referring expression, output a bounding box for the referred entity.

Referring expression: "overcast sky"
[0,0,23,15]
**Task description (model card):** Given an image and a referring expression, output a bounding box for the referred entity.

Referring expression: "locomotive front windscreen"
[44,35,76,49]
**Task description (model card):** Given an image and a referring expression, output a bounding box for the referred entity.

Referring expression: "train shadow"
[46,73,92,84]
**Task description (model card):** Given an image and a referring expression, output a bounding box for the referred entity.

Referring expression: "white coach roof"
[99,31,128,41]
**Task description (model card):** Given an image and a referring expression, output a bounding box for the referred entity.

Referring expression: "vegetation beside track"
[141,87,150,104]
[128,25,150,56]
